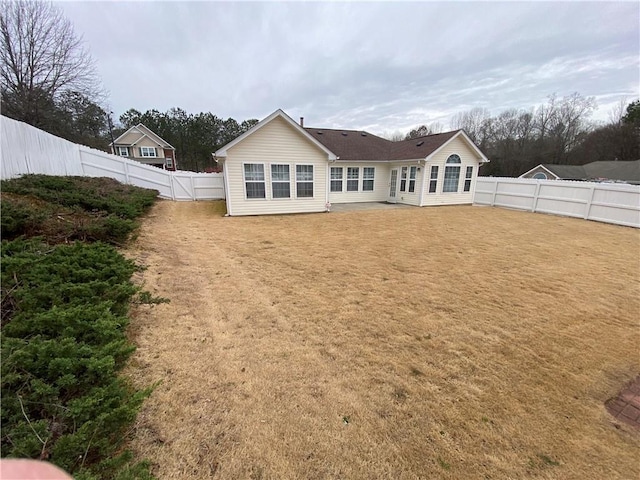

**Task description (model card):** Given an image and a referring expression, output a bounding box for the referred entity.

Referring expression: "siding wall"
[328,162,389,203]
[422,137,481,206]
[224,116,329,216]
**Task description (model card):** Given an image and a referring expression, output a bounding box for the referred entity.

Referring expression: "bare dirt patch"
[124,201,640,479]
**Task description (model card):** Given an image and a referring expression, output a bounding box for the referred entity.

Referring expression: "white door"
[388,168,398,203]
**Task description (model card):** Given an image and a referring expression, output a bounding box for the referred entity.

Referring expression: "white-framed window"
[443,154,461,193]
[408,166,417,193]
[296,165,313,198]
[463,166,473,192]
[271,164,290,198]
[117,146,129,157]
[347,167,359,191]
[533,172,547,179]
[165,157,173,169]
[363,167,375,191]
[400,166,408,192]
[139,146,157,157]
[244,163,266,199]
[429,165,439,193]
[330,167,343,192]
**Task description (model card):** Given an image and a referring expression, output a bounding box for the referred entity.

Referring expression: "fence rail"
[1,116,224,201]
[474,177,640,228]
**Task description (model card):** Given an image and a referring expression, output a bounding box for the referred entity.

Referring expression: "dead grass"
[124,201,640,479]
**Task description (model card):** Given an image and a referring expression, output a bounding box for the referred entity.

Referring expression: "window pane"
[297,182,313,197]
[409,166,417,179]
[296,165,313,181]
[330,180,342,192]
[409,180,416,193]
[429,165,438,192]
[347,167,359,179]
[272,182,290,198]
[347,179,358,191]
[463,166,473,192]
[246,182,265,199]
[331,167,343,180]
[245,164,265,181]
[443,166,460,192]
[363,167,375,179]
[400,166,407,192]
[271,164,289,181]
[446,154,461,164]
[362,167,374,191]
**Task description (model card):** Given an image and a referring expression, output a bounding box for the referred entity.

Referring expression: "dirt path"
[124,201,639,479]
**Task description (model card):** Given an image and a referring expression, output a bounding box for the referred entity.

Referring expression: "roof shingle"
[304,128,461,161]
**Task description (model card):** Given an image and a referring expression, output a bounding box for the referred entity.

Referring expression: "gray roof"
[544,160,640,184]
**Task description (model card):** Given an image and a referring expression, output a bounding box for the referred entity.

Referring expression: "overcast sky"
[58,1,639,136]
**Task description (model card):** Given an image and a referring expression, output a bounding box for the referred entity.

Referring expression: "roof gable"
[111,123,175,150]
[214,109,337,160]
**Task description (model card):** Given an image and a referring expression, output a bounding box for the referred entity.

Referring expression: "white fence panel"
[474,177,640,228]
[1,116,225,202]
[1,115,84,177]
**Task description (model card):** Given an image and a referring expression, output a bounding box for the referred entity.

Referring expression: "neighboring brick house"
[110,123,176,171]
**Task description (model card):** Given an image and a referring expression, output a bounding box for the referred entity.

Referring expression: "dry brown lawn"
[124,201,640,480]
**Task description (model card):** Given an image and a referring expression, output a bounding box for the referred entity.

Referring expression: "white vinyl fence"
[1,115,224,201]
[474,177,640,228]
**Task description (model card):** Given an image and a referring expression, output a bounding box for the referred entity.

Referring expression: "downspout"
[219,157,232,216]
[325,158,331,212]
[418,157,428,207]
[324,157,340,212]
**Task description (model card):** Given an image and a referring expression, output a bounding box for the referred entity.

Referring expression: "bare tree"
[450,107,491,145]
[404,122,444,140]
[0,0,101,128]
[607,97,627,126]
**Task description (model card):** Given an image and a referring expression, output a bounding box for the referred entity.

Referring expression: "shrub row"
[1,239,155,479]
[0,175,158,245]
[1,175,160,479]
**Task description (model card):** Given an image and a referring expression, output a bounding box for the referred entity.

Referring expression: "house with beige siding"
[110,124,177,171]
[214,109,489,216]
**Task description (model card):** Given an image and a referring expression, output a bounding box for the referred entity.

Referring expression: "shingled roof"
[304,128,461,161]
[542,160,640,184]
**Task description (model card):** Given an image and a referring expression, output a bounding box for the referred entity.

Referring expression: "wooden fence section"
[474,177,640,228]
[1,116,224,201]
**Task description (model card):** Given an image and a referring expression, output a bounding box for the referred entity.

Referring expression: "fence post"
[123,160,130,185]
[169,172,176,200]
[490,179,498,206]
[584,184,596,220]
[532,181,542,212]
[190,174,196,200]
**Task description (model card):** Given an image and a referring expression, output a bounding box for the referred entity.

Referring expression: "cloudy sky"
[58,1,639,136]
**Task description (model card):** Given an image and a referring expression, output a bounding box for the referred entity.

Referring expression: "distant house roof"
[522,160,640,184]
[305,128,486,162]
[111,123,175,150]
